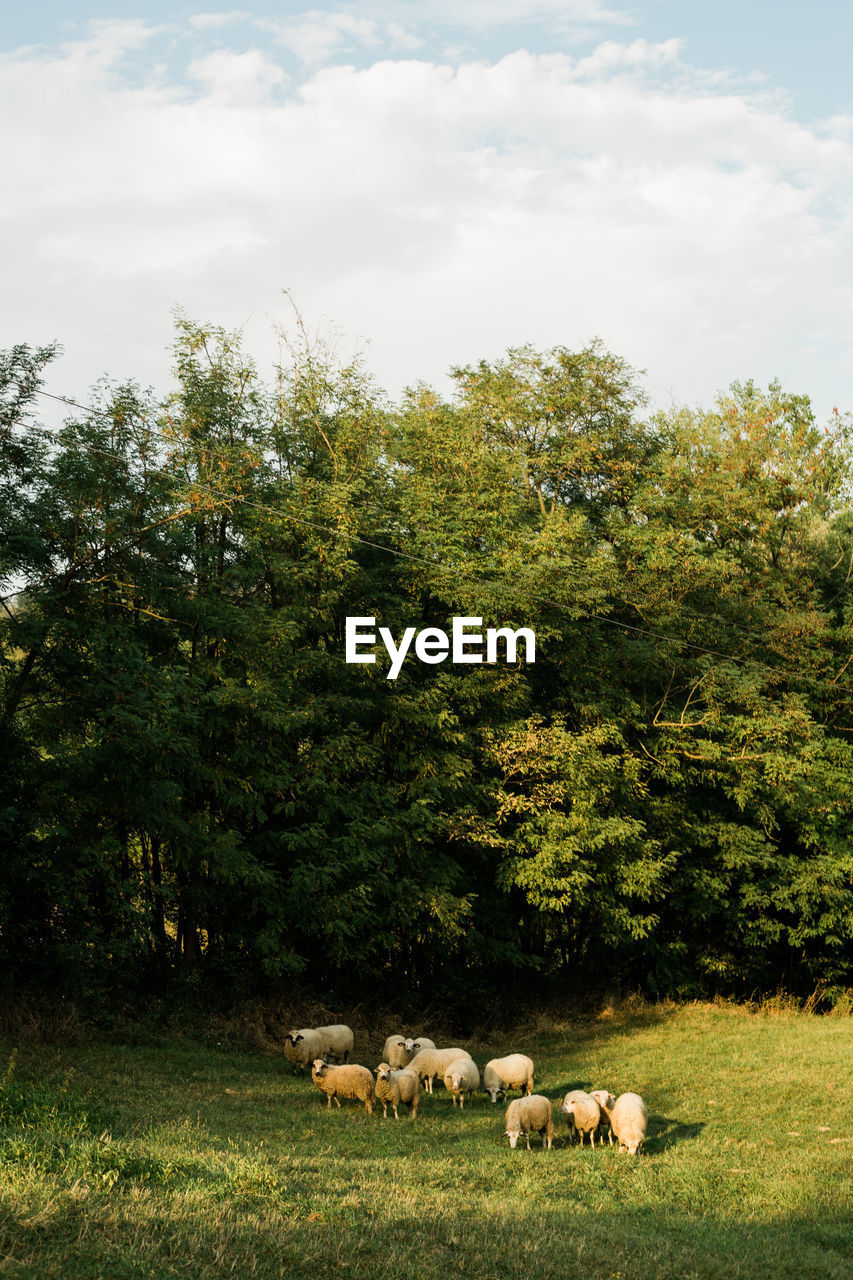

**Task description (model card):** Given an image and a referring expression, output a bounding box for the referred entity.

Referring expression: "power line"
[3,386,850,695]
[0,288,164,352]
[13,392,849,685]
[31,384,846,656]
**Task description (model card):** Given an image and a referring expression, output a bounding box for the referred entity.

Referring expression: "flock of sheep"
[284,1024,648,1155]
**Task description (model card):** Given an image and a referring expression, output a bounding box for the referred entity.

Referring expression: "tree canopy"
[2,322,852,1011]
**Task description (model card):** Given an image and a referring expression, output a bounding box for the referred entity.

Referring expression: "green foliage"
[1,321,853,1004]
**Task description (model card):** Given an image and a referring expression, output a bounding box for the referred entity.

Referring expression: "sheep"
[590,1090,615,1145]
[374,1063,420,1118]
[408,1047,473,1095]
[604,1091,648,1155]
[311,1059,375,1114]
[444,1057,480,1109]
[284,1028,324,1075]
[314,1024,354,1063]
[560,1091,601,1147]
[504,1094,554,1150]
[483,1055,535,1104]
[381,1035,412,1070]
[404,1036,436,1057]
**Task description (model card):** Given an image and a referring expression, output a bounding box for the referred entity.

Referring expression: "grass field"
[1,1002,852,1279]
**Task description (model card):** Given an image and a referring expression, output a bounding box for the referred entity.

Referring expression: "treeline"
[2,320,853,1011]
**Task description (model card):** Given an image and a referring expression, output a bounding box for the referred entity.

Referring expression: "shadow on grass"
[649,1115,706,1151]
[3,1191,852,1280]
[511,998,679,1050]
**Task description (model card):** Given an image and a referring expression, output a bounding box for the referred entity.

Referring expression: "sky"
[3,1,853,419]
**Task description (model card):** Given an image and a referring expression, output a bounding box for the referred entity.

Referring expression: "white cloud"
[263,11,381,65]
[572,36,684,76]
[372,0,634,31]
[1,19,852,419]
[188,11,251,31]
[57,17,163,66]
[188,49,289,103]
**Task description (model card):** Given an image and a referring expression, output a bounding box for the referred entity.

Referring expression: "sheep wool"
[590,1090,616,1145]
[608,1092,648,1155]
[311,1059,375,1114]
[408,1047,473,1095]
[284,1028,324,1075]
[374,1063,420,1118]
[381,1036,412,1070]
[483,1055,535,1104]
[504,1094,554,1150]
[405,1037,436,1057]
[314,1024,355,1063]
[443,1057,480,1108]
[560,1091,601,1147]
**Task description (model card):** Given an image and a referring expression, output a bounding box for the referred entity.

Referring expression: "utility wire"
[3,385,851,694]
[0,289,164,351]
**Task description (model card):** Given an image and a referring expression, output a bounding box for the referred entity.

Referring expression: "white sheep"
[408,1047,473,1095]
[605,1091,648,1155]
[404,1036,436,1057]
[374,1063,420,1118]
[444,1057,480,1109]
[483,1054,535,1104]
[560,1090,601,1146]
[314,1024,354,1062]
[590,1090,615,1145]
[504,1094,554,1150]
[311,1059,375,1114]
[284,1028,324,1075]
[381,1036,412,1070]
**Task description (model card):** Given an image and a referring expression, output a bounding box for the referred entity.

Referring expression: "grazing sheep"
[607,1092,648,1155]
[405,1037,436,1057]
[409,1047,473,1095]
[374,1063,420,1118]
[284,1028,324,1075]
[311,1059,375,1114]
[590,1090,615,1145]
[560,1091,601,1147]
[444,1057,480,1109]
[483,1055,535,1104]
[314,1024,354,1063]
[381,1036,412,1070]
[504,1095,554,1150]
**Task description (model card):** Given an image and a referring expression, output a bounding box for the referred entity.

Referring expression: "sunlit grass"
[1,1004,852,1278]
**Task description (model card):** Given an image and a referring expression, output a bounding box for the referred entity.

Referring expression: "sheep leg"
[393,1104,399,1119]
[334,1096,341,1109]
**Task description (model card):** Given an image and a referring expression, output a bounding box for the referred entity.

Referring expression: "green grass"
[1,1003,852,1279]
